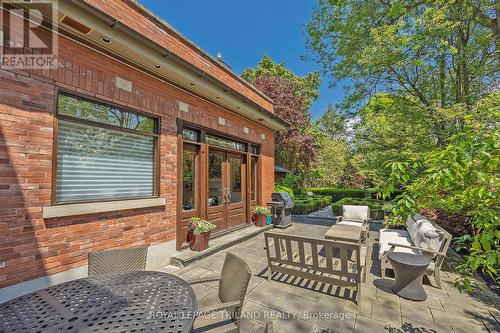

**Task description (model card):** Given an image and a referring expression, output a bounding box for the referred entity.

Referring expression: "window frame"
[52,91,160,205]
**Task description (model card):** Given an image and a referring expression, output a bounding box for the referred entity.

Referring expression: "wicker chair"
[188,252,252,333]
[88,247,147,276]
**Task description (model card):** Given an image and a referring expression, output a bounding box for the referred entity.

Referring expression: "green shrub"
[292,201,317,215]
[274,184,295,199]
[292,195,332,215]
[331,197,387,219]
[308,188,368,202]
[309,188,404,202]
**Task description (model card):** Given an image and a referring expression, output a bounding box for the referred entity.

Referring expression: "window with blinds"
[55,94,158,204]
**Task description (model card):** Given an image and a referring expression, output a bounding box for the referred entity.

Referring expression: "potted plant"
[252,206,271,227]
[187,217,217,251]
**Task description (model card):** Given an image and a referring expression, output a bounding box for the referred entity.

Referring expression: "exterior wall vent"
[60,15,93,35]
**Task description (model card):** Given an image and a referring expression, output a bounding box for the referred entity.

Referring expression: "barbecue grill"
[267,192,294,228]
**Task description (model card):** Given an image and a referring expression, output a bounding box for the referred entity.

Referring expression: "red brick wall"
[0,32,275,287]
[83,0,274,114]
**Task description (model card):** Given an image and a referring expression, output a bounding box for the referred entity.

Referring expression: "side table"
[387,252,430,301]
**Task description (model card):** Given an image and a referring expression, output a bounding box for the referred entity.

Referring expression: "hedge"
[331,197,390,220]
[309,188,404,202]
[308,188,368,202]
[292,195,332,215]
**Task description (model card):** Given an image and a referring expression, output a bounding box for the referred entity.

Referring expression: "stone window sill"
[43,197,166,219]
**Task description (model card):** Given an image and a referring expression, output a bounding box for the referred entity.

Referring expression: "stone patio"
[159,221,500,333]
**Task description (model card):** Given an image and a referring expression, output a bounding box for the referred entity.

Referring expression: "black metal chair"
[188,252,252,333]
[88,247,148,276]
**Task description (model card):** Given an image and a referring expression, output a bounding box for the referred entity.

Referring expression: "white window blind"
[56,120,155,203]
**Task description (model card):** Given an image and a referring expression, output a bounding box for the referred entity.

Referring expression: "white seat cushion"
[343,205,370,222]
[378,228,419,259]
[338,221,365,229]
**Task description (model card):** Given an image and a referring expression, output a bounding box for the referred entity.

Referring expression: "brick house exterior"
[0,0,285,299]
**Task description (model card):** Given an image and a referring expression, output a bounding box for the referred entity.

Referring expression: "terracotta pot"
[254,214,268,227]
[188,231,211,251]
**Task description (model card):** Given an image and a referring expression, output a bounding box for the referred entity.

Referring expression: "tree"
[306,0,498,113]
[252,76,318,171]
[242,55,321,109]
[242,56,321,173]
[308,105,366,188]
[315,104,348,140]
[352,93,457,187]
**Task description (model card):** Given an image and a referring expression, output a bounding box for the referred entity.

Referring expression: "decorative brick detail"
[178,100,189,113]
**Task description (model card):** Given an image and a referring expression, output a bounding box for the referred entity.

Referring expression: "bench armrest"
[185,275,221,284]
[197,300,241,316]
[386,242,447,257]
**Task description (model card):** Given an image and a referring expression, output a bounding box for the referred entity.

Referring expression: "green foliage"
[280,174,306,195]
[331,197,389,220]
[292,195,332,215]
[353,94,450,187]
[315,104,348,140]
[383,94,500,289]
[189,217,217,235]
[241,55,321,109]
[307,0,498,111]
[308,188,369,202]
[274,184,295,199]
[307,105,366,188]
[252,206,271,216]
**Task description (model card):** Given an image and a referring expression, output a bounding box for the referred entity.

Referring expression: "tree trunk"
[439,46,446,107]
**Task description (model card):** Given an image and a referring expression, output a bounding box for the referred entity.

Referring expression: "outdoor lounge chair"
[335,205,370,241]
[379,214,452,288]
[188,252,252,333]
[87,247,147,276]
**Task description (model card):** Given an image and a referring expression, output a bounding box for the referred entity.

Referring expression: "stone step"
[171,224,272,268]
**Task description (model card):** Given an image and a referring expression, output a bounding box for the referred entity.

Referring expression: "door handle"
[226,187,231,203]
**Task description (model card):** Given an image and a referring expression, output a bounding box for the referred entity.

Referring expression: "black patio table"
[0,271,197,333]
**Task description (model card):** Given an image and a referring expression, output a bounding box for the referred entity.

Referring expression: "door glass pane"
[206,134,246,152]
[251,156,258,201]
[208,152,223,207]
[230,157,242,203]
[182,128,199,141]
[182,145,197,211]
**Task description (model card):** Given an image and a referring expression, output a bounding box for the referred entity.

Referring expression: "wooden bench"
[264,232,366,302]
